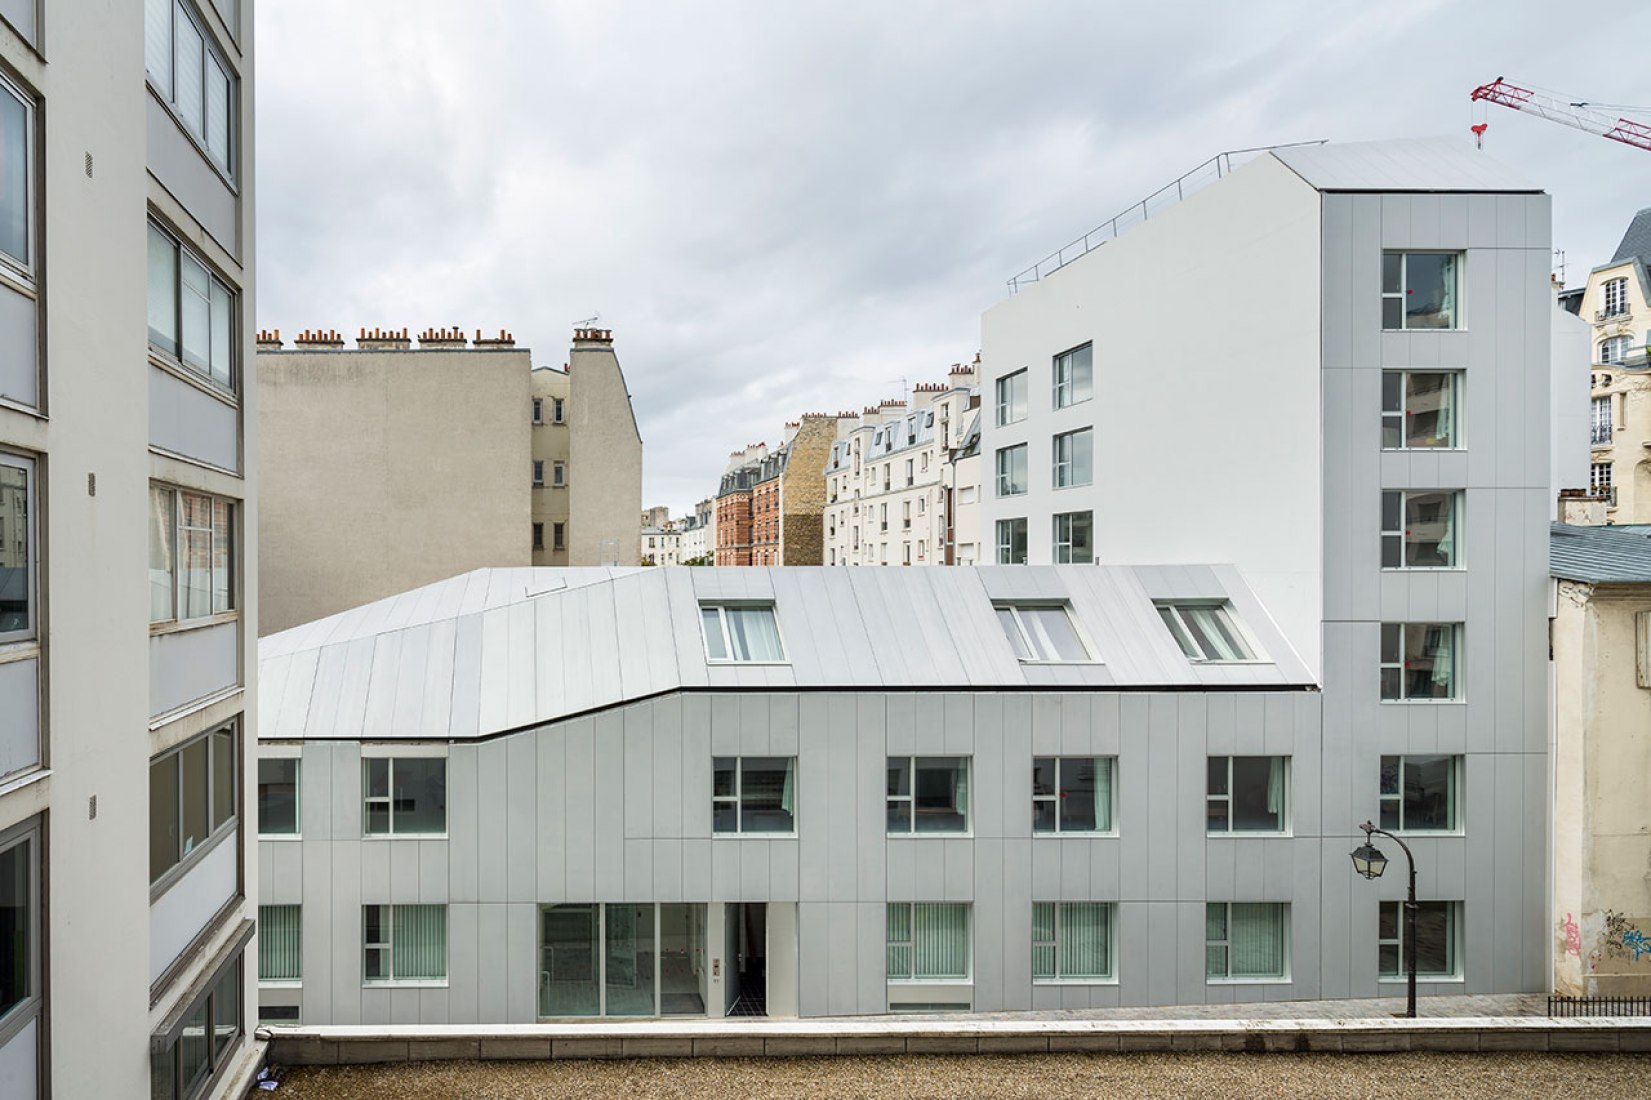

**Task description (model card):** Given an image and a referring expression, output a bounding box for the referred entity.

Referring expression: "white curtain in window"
[144,0,172,88]
[1059,903,1110,979]
[1093,758,1113,831]
[780,758,795,816]
[173,5,205,134]
[1437,255,1456,322]
[393,905,447,981]
[912,903,968,980]
[1228,903,1284,978]
[259,905,301,982]
[727,607,782,661]
[1434,376,1456,443]
[1425,626,1454,695]
[1266,757,1285,817]
[950,762,969,819]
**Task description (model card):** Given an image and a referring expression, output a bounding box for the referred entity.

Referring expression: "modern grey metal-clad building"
[255,564,1398,1024]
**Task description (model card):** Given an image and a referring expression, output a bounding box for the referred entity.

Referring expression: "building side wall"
[256,348,531,633]
[778,418,835,565]
[530,369,570,565]
[566,343,642,566]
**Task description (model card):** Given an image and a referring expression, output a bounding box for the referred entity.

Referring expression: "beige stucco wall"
[1582,260,1651,520]
[1553,580,1651,995]
[530,367,571,565]
[257,347,530,633]
[566,336,642,566]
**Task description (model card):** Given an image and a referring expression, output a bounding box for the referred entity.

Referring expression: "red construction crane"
[1470,78,1651,153]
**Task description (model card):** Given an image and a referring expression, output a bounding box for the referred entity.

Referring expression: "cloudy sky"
[256,1,1651,515]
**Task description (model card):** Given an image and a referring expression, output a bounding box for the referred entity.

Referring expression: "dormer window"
[1157,602,1256,662]
[700,604,785,663]
[994,604,1090,663]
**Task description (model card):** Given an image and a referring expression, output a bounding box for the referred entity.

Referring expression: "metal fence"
[1548,995,1651,1017]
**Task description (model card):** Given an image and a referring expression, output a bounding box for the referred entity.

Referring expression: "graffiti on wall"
[1596,910,1651,972]
[1564,912,1582,958]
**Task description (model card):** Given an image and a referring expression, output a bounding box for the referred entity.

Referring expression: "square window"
[1206,902,1288,980]
[1382,252,1460,330]
[1207,756,1289,833]
[1033,902,1114,981]
[1032,756,1114,833]
[363,904,447,983]
[887,756,970,834]
[996,604,1090,662]
[1381,371,1460,449]
[699,604,785,662]
[1052,344,1093,408]
[887,903,970,981]
[1158,602,1256,662]
[1380,491,1460,569]
[1378,900,1460,979]
[1379,754,1462,832]
[361,757,447,836]
[711,756,797,834]
[1379,623,1460,700]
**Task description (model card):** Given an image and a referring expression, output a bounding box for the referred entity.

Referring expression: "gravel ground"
[269,1052,1651,1099]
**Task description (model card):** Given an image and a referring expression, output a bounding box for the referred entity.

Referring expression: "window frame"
[0,818,41,1047]
[1051,427,1092,489]
[0,70,35,283]
[1378,622,1462,702]
[147,218,239,396]
[1591,461,1615,506]
[995,444,1028,498]
[1379,754,1464,834]
[1378,900,1463,981]
[149,949,244,1100]
[1600,335,1631,365]
[258,904,303,985]
[0,451,37,646]
[553,522,566,551]
[994,369,1027,427]
[711,755,798,836]
[552,396,565,423]
[361,756,448,838]
[1603,277,1628,318]
[1381,251,1462,331]
[1156,601,1260,663]
[1381,370,1461,450]
[150,723,239,895]
[1032,901,1116,983]
[256,756,300,839]
[886,902,972,982]
[699,602,788,664]
[995,518,1027,565]
[995,603,1094,664]
[531,460,544,486]
[1051,510,1093,564]
[149,483,237,629]
[886,755,972,836]
[1031,756,1115,835]
[532,522,545,551]
[1206,755,1291,835]
[1052,343,1093,409]
[1592,394,1614,447]
[552,462,566,488]
[1379,490,1461,571]
[144,0,239,182]
[362,903,449,986]
[531,397,544,424]
[1205,902,1290,983]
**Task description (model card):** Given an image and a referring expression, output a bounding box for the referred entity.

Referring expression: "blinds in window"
[259,905,301,982]
[1032,903,1056,979]
[912,903,969,980]
[393,905,447,981]
[886,904,911,978]
[1058,903,1111,980]
[1229,903,1285,978]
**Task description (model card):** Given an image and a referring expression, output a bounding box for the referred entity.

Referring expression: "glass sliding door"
[540,903,706,1018]
[604,904,656,1017]
[659,903,706,1015]
[539,905,599,1017]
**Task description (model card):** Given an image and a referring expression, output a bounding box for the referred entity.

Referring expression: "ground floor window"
[363,904,447,984]
[1379,900,1461,979]
[1032,902,1114,982]
[887,903,970,981]
[259,905,301,983]
[539,903,706,1018]
[1205,902,1287,981]
[150,949,243,1100]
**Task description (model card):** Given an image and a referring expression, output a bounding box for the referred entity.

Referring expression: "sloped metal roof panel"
[1551,522,1651,582]
[1271,137,1538,194]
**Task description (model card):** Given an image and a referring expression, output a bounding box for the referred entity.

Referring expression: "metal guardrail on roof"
[1006,140,1327,294]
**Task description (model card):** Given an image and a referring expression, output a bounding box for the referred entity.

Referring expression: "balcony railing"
[1596,307,1632,323]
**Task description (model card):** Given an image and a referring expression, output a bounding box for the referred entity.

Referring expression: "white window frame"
[1592,461,1615,506]
[996,603,1093,663]
[995,518,1026,565]
[0,451,37,646]
[1032,901,1116,983]
[1032,756,1115,834]
[531,397,544,424]
[1206,755,1290,835]
[711,755,798,836]
[552,396,565,423]
[144,0,238,180]
[995,444,1027,497]
[1380,490,1461,571]
[361,756,448,838]
[1205,902,1290,983]
[1378,900,1463,981]
[1603,277,1629,318]
[886,902,972,982]
[886,756,972,836]
[698,603,788,664]
[0,71,35,282]
[258,903,303,985]
[1380,370,1461,450]
[0,818,40,1043]
[1592,395,1614,446]
[1379,754,1464,834]
[1157,602,1260,663]
[532,460,544,486]
[995,369,1027,427]
[1601,335,1631,364]
[1051,510,1093,564]
[362,904,448,986]
[1052,343,1093,409]
[1379,623,1462,702]
[552,462,566,487]
[1051,427,1092,489]
[1381,251,1461,331]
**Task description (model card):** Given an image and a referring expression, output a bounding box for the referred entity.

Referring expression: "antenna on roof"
[575,312,601,328]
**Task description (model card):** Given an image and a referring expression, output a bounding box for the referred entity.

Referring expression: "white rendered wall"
[1552,305,1590,501]
[980,154,1325,672]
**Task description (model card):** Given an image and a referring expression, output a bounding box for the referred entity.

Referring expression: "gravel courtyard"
[271,1052,1651,1099]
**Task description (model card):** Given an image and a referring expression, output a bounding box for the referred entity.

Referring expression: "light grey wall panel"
[150,620,239,717]
[145,96,239,256]
[0,282,36,408]
[149,366,239,472]
[0,657,37,778]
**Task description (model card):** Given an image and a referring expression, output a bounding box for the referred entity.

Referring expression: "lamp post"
[1350,820,1418,1019]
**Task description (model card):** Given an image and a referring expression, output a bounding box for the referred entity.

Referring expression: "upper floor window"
[995,369,1027,426]
[1380,754,1461,832]
[552,396,565,422]
[0,821,39,1037]
[0,74,33,278]
[1382,252,1459,330]
[996,518,1027,565]
[363,904,447,984]
[257,758,299,837]
[996,604,1089,662]
[1593,395,1614,446]
[1592,461,1615,506]
[553,522,566,552]
[1207,756,1289,834]
[1603,277,1629,318]
[1033,756,1113,833]
[149,485,234,625]
[149,725,237,886]
[552,462,566,487]
[145,0,236,177]
[1380,490,1459,569]
[1052,428,1093,489]
[1052,343,1093,408]
[531,397,544,423]
[1379,900,1461,979]
[1600,335,1632,364]
[148,221,236,391]
[1157,602,1255,662]
[887,756,970,834]
[1379,623,1459,701]
[1206,902,1288,981]
[532,460,544,486]
[0,453,35,645]
[713,756,796,834]
[532,522,545,551]
[1033,902,1114,982]
[995,444,1028,497]
[362,757,447,836]
[700,603,785,662]
[1052,511,1093,564]
[1382,371,1459,449]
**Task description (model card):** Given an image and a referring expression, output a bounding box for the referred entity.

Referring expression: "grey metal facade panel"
[0,657,37,777]
[0,281,36,408]
[149,366,239,473]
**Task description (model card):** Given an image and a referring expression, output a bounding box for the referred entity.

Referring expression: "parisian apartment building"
[256,325,643,634]
[1561,208,1651,518]
[641,500,715,567]
[978,137,1576,999]
[822,360,981,567]
[714,416,838,566]
[1,0,260,1096]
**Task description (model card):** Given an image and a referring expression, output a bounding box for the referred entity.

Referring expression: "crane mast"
[1471,79,1651,152]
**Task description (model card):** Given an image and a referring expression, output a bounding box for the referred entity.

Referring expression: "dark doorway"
[725,903,767,1017]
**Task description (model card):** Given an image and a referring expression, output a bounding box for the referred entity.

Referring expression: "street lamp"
[1349,820,1418,1019]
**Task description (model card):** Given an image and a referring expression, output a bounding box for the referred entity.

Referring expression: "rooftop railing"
[1006,140,1326,294]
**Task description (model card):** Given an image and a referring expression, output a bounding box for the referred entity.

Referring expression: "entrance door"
[724,903,767,1017]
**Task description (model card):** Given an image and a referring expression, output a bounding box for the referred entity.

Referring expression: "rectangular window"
[149,485,235,624]
[1206,902,1288,981]
[0,824,38,1034]
[1603,277,1629,318]
[1380,491,1459,569]
[363,904,447,984]
[531,397,543,423]
[1207,756,1289,833]
[1382,251,1460,330]
[0,454,35,644]
[1379,754,1461,832]
[1381,371,1459,449]
[553,522,566,551]
[150,724,237,886]
[887,756,970,834]
[904,459,914,486]
[259,905,302,983]
[1379,623,1460,701]
[1052,511,1093,564]
[1032,756,1113,833]
[147,221,236,389]
[1052,428,1093,488]
[995,444,1028,497]
[996,604,1090,662]
[1379,900,1461,979]
[995,370,1027,426]
[362,757,446,836]
[532,522,545,551]
[257,758,299,837]
[712,756,797,834]
[1158,602,1255,662]
[699,604,785,662]
[553,462,566,487]
[0,74,32,275]
[1593,395,1614,446]
[539,903,706,1017]
[532,460,544,486]
[552,397,565,422]
[145,0,236,176]
[995,518,1027,565]
[1052,343,1093,408]
[886,903,970,981]
[150,951,243,1100]
[1592,461,1615,506]
[1032,902,1114,981]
